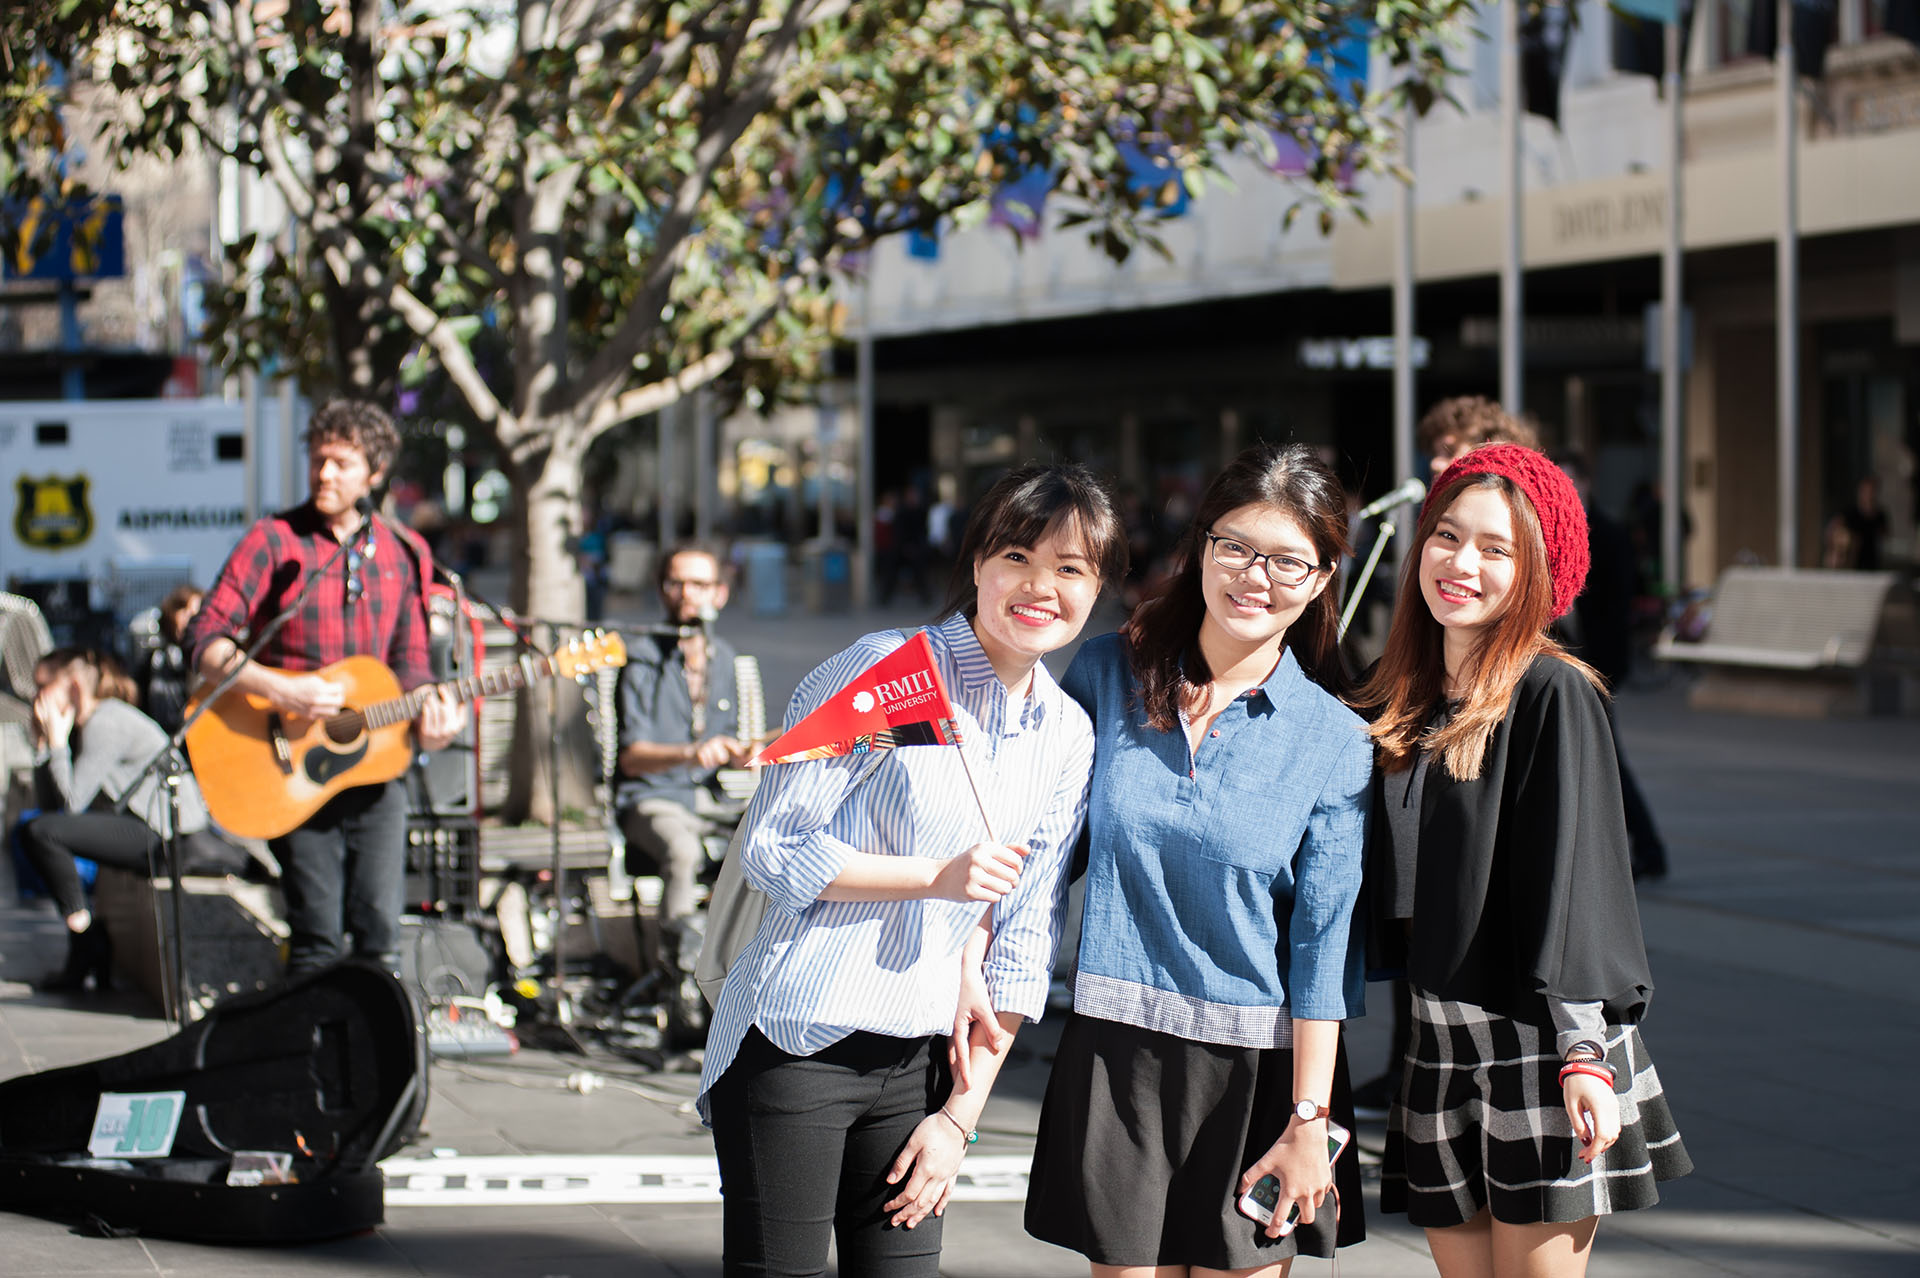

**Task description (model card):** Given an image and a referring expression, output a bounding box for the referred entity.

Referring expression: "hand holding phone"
[1235,1119,1351,1234]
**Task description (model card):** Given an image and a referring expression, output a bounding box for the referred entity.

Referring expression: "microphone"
[1357,477,1427,521]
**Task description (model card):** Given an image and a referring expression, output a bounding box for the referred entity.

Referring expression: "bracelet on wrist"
[938,1105,979,1145]
[1558,1060,1617,1089]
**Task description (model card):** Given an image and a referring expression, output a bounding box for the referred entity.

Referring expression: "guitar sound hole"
[325,712,366,745]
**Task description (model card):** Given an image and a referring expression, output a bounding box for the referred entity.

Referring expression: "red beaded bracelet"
[1558,1061,1617,1088]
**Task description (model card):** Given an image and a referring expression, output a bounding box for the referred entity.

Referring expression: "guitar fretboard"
[342,652,565,732]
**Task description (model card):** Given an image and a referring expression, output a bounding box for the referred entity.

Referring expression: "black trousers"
[269,781,407,974]
[710,1029,948,1278]
[19,812,159,917]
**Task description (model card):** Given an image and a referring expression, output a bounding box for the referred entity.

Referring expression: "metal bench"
[1654,567,1896,670]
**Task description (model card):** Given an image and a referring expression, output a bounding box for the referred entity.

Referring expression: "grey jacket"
[35,697,210,835]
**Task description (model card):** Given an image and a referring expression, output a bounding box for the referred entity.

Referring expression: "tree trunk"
[499,429,599,825]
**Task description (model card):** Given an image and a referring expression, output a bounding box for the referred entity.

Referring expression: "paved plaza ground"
[1,596,1916,1276]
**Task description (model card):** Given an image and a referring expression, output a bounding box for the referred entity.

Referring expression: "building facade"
[838,0,1920,593]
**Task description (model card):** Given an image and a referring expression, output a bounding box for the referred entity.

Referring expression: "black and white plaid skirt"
[1381,987,1692,1227]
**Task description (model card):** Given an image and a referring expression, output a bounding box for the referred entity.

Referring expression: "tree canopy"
[5,0,1469,816]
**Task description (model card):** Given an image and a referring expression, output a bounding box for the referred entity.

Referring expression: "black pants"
[19,812,160,917]
[710,1029,948,1278]
[269,781,407,974]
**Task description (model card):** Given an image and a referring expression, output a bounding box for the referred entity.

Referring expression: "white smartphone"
[1235,1119,1353,1230]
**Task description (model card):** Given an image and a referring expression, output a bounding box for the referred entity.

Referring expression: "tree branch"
[569,0,825,408]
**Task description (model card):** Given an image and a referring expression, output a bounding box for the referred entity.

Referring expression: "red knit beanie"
[1420,443,1589,620]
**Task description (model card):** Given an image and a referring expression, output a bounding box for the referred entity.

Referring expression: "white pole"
[1776,0,1799,568]
[855,275,876,608]
[1394,100,1418,496]
[1500,0,1524,414]
[694,387,715,542]
[658,397,676,548]
[1661,16,1685,594]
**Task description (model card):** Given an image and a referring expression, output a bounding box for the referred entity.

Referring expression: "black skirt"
[1025,1012,1366,1268]
[1381,987,1692,1227]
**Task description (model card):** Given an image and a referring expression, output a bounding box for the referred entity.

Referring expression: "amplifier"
[403,818,481,916]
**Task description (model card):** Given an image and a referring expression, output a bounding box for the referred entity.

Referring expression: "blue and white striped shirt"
[696,612,1093,1123]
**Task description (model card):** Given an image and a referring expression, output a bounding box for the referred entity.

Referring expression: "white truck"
[0,398,263,626]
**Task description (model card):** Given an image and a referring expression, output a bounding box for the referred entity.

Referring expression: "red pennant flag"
[751,631,963,766]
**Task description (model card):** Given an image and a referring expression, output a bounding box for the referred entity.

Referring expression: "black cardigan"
[1367,655,1653,1027]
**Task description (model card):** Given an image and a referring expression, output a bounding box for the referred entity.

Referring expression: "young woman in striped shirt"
[698,463,1127,1278]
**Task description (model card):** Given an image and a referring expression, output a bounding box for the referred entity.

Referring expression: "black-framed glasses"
[1203,529,1326,589]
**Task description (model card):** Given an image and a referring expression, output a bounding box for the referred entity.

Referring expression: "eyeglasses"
[1203,530,1326,589]
[664,577,722,592]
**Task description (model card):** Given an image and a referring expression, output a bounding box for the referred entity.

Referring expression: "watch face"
[1295,1100,1320,1121]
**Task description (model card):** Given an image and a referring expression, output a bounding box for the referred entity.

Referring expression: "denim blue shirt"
[1061,632,1371,1047]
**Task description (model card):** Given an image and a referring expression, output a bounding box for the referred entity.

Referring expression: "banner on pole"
[751,631,963,766]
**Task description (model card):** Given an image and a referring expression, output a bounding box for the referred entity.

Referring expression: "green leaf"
[1193,73,1218,116]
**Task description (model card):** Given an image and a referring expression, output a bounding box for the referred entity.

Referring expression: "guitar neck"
[359,653,569,730]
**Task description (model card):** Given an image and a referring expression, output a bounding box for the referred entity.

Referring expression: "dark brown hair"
[1355,474,1600,779]
[939,463,1128,620]
[1416,395,1539,457]
[1123,443,1352,731]
[37,647,138,705]
[159,583,204,642]
[655,541,729,590]
[305,399,401,481]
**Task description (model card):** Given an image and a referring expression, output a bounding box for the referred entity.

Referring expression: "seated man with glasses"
[186,399,464,975]
[614,543,752,987]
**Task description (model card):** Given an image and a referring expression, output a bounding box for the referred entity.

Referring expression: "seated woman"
[22,647,212,992]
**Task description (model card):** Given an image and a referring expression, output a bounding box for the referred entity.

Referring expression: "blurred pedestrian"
[879,484,933,605]
[1356,445,1690,1277]
[1020,444,1371,1272]
[135,583,202,737]
[1840,476,1889,571]
[698,464,1127,1278]
[1559,453,1668,880]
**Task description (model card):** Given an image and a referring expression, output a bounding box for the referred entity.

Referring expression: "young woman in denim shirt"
[1017,444,1373,1276]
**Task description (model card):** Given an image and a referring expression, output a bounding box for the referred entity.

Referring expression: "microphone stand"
[428,562,588,1053]
[1338,519,1397,643]
[116,501,374,1026]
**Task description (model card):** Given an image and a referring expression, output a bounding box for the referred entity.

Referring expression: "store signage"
[1549,189,1665,248]
[1296,336,1431,371]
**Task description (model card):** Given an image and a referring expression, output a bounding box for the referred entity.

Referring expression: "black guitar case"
[0,962,427,1243]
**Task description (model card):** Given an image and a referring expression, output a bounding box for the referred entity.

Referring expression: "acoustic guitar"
[184,630,627,839]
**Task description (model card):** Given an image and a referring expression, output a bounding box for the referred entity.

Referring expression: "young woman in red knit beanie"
[1354,443,1691,1277]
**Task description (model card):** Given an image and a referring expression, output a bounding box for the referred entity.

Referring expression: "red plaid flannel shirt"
[186,503,435,691]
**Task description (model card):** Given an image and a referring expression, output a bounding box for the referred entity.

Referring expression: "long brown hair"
[1357,473,1600,779]
[1124,443,1351,732]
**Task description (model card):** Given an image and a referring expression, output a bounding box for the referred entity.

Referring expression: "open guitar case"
[0,962,427,1243]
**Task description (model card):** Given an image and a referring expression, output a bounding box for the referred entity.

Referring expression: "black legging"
[19,811,160,918]
[710,1029,947,1278]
